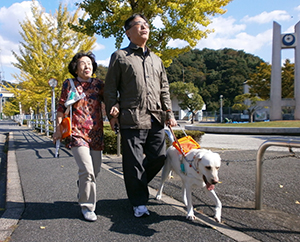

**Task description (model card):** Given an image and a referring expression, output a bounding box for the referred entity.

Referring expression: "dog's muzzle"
[203,175,218,191]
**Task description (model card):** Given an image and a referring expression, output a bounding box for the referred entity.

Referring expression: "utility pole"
[220,95,223,123]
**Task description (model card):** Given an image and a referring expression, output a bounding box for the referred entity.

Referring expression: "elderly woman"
[53,51,104,222]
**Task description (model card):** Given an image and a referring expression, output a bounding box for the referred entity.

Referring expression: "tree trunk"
[191,113,194,124]
[249,110,254,123]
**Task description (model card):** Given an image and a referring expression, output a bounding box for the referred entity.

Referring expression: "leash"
[167,124,187,174]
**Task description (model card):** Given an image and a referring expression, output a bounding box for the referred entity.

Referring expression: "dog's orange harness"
[168,125,201,174]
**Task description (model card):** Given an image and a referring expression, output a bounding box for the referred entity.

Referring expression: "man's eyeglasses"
[128,21,149,30]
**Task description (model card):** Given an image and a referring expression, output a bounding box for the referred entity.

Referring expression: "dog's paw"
[156,194,162,200]
[215,207,222,223]
[214,216,221,223]
[186,215,196,221]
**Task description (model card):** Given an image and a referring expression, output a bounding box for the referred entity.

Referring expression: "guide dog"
[156,146,222,222]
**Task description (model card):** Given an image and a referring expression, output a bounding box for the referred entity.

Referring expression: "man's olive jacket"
[104,42,174,129]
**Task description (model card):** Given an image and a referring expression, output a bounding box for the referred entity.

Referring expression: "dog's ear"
[193,155,202,161]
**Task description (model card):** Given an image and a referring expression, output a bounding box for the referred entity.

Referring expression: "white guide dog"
[156,146,222,222]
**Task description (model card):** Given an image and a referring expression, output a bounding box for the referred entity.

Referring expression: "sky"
[0,0,299,83]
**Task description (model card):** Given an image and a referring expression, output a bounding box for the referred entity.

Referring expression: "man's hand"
[166,118,177,127]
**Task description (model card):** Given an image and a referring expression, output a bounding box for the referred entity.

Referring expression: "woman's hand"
[53,111,64,144]
[53,128,62,144]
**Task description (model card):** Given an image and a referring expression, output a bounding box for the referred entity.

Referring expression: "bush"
[103,127,120,154]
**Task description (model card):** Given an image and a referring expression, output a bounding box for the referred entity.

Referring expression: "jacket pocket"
[120,108,138,126]
[151,110,166,126]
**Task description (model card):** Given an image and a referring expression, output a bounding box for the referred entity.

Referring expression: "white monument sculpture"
[270,21,300,120]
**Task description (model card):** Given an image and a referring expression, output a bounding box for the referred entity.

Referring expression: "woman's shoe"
[81,207,97,222]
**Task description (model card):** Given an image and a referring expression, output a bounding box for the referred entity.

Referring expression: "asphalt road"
[0,119,300,242]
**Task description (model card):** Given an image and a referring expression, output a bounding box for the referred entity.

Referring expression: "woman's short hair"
[124,13,148,31]
[68,51,98,77]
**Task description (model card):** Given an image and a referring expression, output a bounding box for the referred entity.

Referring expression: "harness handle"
[167,124,186,157]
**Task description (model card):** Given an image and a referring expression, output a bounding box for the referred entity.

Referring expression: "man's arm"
[104,52,121,130]
[159,60,177,127]
[104,53,120,118]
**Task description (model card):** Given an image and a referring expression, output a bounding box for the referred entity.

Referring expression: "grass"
[197,120,300,128]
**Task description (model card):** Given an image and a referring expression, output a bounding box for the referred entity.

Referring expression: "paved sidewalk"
[0,120,300,241]
[0,133,6,218]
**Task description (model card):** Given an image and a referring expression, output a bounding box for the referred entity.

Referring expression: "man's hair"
[124,13,148,31]
[68,51,98,77]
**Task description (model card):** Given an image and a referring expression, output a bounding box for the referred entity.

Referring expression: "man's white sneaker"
[133,205,150,217]
[82,207,97,222]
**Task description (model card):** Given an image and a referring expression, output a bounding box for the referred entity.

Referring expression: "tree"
[95,64,108,81]
[232,93,264,123]
[2,2,96,114]
[166,48,263,111]
[2,97,19,117]
[71,0,232,66]
[282,59,294,98]
[169,82,204,124]
[247,59,294,99]
[247,62,271,100]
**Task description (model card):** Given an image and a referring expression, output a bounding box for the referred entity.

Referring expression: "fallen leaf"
[196,209,204,214]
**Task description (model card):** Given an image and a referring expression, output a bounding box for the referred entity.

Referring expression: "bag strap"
[70,105,72,138]
[68,79,74,138]
[64,78,76,117]
[69,78,76,89]
[63,79,75,137]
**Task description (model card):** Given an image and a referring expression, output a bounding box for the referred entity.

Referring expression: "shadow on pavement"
[96,198,209,237]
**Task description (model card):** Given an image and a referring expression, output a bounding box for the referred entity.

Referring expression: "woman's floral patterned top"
[57,78,104,151]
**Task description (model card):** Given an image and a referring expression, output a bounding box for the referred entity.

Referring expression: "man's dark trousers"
[120,118,166,206]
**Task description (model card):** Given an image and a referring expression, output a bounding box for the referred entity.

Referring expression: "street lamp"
[220,95,223,123]
[48,78,58,131]
[19,101,23,126]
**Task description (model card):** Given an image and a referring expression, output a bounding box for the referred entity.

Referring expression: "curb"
[0,132,25,242]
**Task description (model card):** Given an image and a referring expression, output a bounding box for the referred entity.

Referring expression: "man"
[104,13,177,217]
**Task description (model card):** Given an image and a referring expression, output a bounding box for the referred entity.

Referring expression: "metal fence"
[13,112,55,137]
